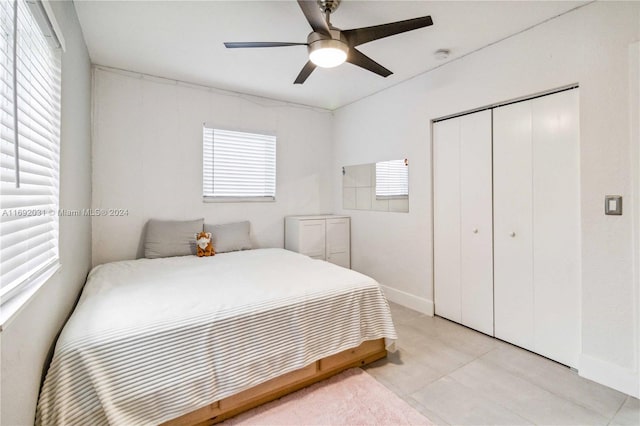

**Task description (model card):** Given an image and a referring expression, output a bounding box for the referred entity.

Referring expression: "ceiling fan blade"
[346,48,392,78]
[224,42,307,48]
[297,0,331,37]
[294,60,317,84]
[343,16,433,47]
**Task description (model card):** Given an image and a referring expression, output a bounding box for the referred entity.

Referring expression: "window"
[203,126,276,201]
[1,0,62,304]
[375,159,409,199]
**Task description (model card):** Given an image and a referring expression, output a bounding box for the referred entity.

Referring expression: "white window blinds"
[203,127,276,201]
[375,159,409,199]
[1,0,61,302]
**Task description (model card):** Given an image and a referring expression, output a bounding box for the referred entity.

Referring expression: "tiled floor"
[364,303,640,426]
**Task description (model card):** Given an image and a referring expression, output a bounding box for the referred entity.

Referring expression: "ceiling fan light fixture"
[308,39,348,68]
[224,1,434,84]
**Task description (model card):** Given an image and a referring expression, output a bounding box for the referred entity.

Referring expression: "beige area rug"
[223,368,433,425]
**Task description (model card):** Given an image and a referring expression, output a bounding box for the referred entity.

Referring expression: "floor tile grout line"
[416,327,612,423]
[401,392,452,426]
[397,329,502,363]
[607,396,629,425]
[388,304,632,425]
[366,372,453,425]
[397,344,476,379]
[402,385,458,426]
[395,339,533,424]
[476,348,627,420]
[475,353,613,422]
[449,373,578,426]
[469,357,613,424]
[422,371,537,425]
[388,353,449,397]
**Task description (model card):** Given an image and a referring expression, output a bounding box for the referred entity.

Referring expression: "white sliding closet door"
[494,89,580,367]
[434,110,494,335]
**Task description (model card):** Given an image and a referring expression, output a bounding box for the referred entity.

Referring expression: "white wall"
[332,1,640,396]
[631,40,640,398]
[0,2,92,425]
[91,68,333,266]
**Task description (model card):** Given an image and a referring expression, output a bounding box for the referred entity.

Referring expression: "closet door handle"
[509,231,516,238]
[473,228,478,234]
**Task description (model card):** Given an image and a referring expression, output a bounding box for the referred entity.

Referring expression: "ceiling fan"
[224,0,433,84]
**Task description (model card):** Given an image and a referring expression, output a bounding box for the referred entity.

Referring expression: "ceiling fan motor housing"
[317,0,341,14]
[306,29,347,45]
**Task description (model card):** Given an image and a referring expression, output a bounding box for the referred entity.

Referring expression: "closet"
[433,89,580,367]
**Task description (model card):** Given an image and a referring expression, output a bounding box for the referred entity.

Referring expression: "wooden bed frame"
[162,338,387,426]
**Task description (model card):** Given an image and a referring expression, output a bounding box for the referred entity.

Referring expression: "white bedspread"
[36,248,397,426]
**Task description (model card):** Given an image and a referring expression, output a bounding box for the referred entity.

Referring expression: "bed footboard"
[163,338,387,426]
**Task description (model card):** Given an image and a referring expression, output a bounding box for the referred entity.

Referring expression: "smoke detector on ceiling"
[434,49,450,60]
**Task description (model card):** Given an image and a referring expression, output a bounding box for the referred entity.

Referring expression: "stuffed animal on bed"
[195,231,215,257]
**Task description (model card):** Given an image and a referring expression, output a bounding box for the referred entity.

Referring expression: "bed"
[36,248,397,426]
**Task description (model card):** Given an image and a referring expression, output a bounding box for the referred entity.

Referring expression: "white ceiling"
[74,0,587,110]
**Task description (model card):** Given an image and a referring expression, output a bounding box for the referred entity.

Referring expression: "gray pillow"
[144,218,204,259]
[204,221,252,253]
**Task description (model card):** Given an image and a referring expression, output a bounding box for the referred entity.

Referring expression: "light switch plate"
[605,195,622,215]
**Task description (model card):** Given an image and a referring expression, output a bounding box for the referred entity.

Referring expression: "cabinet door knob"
[473,228,478,234]
[510,231,516,237]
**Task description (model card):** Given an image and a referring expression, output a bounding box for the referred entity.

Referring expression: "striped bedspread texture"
[36,248,397,426]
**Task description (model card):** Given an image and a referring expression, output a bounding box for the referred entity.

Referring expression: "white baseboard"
[579,354,639,398]
[380,285,434,316]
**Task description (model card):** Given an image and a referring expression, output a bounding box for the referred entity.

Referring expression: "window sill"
[0,262,61,332]
[203,196,276,203]
[375,196,409,201]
